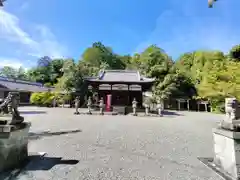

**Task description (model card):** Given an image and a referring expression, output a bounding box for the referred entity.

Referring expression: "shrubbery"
[30,92,72,107]
[30,92,55,107]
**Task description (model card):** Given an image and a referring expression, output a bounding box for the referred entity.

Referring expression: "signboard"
[129,85,141,91]
[112,84,128,91]
[177,99,188,103]
[99,84,111,90]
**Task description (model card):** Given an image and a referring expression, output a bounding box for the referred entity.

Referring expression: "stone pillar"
[145,104,150,116]
[187,100,190,111]
[212,97,240,179]
[157,100,164,117]
[99,97,104,115]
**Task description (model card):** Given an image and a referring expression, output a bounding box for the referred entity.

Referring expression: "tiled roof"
[0,76,53,92]
[85,70,155,83]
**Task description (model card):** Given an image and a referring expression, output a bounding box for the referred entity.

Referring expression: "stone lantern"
[132,98,138,116]
[99,97,104,115]
[74,96,80,115]
[87,97,92,115]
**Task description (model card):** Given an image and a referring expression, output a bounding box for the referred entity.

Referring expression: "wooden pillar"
[177,100,180,111]
[110,84,113,105]
[205,103,208,112]
[128,84,130,106]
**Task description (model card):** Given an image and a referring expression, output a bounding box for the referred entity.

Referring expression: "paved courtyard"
[3,107,225,180]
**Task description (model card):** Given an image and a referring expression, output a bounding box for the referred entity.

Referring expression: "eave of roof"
[0,76,55,92]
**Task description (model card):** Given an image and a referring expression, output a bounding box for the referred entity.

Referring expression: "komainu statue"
[221,98,240,131]
[0,92,24,125]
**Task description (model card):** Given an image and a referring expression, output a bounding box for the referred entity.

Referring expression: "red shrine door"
[106,94,112,112]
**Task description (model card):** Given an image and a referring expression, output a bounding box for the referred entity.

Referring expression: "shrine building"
[0,76,53,104]
[84,70,155,109]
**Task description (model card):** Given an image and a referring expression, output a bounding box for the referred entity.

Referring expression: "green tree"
[138,45,193,100]
[229,45,240,62]
[0,66,29,80]
[176,49,240,112]
[55,59,84,92]
[81,42,126,72]
[27,58,64,85]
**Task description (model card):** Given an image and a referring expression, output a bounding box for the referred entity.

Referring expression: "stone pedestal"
[0,122,31,172]
[213,128,240,179]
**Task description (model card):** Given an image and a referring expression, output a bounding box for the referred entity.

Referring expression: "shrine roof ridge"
[84,69,155,83]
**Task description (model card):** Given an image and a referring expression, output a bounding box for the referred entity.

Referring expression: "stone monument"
[0,92,31,172]
[144,98,150,116]
[156,99,163,117]
[132,98,137,116]
[87,97,92,115]
[212,97,240,179]
[99,97,104,115]
[74,96,80,115]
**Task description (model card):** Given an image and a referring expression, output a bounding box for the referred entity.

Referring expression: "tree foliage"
[4,41,239,112]
[175,48,240,112]
[229,45,240,61]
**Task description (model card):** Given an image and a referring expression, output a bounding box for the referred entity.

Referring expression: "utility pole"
[208,0,218,8]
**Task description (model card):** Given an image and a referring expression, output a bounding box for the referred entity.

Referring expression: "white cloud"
[0,8,67,60]
[0,58,23,68]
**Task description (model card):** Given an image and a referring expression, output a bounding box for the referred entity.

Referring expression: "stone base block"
[213,128,240,179]
[0,122,31,172]
[220,120,240,131]
[112,106,127,115]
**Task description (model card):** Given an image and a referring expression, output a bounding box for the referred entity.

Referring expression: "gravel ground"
[7,107,226,179]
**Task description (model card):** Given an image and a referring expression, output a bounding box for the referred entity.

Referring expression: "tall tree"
[56,59,84,92]
[0,66,18,78]
[229,45,240,62]
[37,56,52,67]
[0,66,29,80]
[138,45,194,100]
[81,42,126,72]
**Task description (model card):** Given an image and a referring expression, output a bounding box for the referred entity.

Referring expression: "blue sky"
[0,0,240,68]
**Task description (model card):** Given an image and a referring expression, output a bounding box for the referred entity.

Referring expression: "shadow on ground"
[28,129,82,140]
[19,111,47,115]
[198,157,231,180]
[0,156,79,179]
[25,156,79,171]
[162,110,183,116]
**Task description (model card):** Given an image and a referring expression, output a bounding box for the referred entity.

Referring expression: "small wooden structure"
[176,98,190,111]
[197,100,209,112]
[84,70,155,113]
